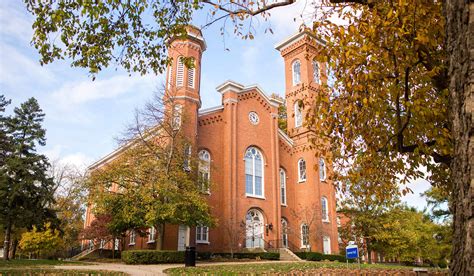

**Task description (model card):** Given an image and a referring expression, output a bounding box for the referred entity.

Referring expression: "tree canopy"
[0,96,56,260]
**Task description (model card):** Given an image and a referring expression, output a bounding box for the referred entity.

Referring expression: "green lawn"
[164,261,445,275]
[0,259,87,268]
[0,259,127,275]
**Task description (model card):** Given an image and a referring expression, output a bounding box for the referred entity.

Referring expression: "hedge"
[121,250,184,264]
[296,252,353,263]
[210,252,280,260]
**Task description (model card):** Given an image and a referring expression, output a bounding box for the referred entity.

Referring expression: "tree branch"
[202,0,296,16]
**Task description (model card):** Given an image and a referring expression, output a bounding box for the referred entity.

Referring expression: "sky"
[0,1,432,210]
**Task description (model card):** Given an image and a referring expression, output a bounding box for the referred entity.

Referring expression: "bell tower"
[166,26,206,142]
[275,26,327,139]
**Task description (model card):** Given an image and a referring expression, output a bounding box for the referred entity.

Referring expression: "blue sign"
[346,245,359,259]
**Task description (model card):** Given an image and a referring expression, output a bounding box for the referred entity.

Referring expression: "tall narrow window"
[245,147,264,197]
[176,57,184,87]
[301,223,310,248]
[183,145,192,171]
[322,197,329,222]
[129,230,136,245]
[148,226,156,243]
[198,150,211,193]
[281,218,289,248]
[172,104,182,130]
[292,60,301,85]
[312,60,320,84]
[196,225,209,243]
[294,101,303,128]
[187,58,195,88]
[168,63,173,89]
[280,168,287,205]
[298,158,306,182]
[319,158,326,181]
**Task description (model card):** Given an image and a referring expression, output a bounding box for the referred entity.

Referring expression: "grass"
[0,259,128,275]
[0,269,128,275]
[164,261,445,275]
[0,259,88,268]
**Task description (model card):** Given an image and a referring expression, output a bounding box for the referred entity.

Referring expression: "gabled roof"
[216,80,283,108]
[275,28,326,52]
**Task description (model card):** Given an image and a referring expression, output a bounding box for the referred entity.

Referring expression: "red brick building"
[84,26,339,255]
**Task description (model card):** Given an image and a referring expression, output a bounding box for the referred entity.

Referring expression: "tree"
[308,1,471,273]
[375,206,451,267]
[338,177,400,263]
[19,222,62,259]
[49,161,88,257]
[22,0,472,273]
[24,0,295,77]
[86,90,215,250]
[289,203,323,252]
[0,96,56,260]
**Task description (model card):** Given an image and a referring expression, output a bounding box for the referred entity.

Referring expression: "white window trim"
[167,64,173,89]
[300,223,310,249]
[319,158,327,181]
[280,168,287,206]
[292,60,301,86]
[312,60,321,84]
[176,57,184,87]
[244,147,265,198]
[147,227,156,243]
[323,236,331,254]
[322,197,330,222]
[187,65,195,88]
[196,226,209,244]
[198,150,211,194]
[298,158,306,182]
[294,101,303,128]
[129,230,136,245]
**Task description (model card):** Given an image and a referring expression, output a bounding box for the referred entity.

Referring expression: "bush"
[296,252,353,263]
[121,250,184,264]
[197,251,212,260]
[211,252,279,260]
[437,260,448,269]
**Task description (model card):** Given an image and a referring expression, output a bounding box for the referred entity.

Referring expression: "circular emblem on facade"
[248,112,259,125]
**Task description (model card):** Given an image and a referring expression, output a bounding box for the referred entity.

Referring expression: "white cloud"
[0,2,33,43]
[269,0,319,40]
[0,42,56,88]
[50,74,156,109]
[41,144,93,170]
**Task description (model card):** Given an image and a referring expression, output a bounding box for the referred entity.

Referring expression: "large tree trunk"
[445,0,473,275]
[10,238,18,260]
[3,222,11,261]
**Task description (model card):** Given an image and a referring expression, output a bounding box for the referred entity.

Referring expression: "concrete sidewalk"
[56,260,300,276]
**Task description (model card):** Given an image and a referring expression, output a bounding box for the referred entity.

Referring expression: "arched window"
[129,230,136,245]
[245,147,264,197]
[301,223,310,248]
[319,158,326,181]
[294,101,303,128]
[246,209,264,248]
[321,197,329,222]
[167,63,173,89]
[176,57,184,87]
[280,168,287,205]
[183,145,192,171]
[298,158,306,182]
[172,104,182,130]
[312,60,320,84]
[292,60,301,85]
[281,218,289,248]
[198,150,211,193]
[187,58,195,88]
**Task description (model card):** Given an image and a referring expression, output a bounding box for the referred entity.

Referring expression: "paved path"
[56,261,301,276]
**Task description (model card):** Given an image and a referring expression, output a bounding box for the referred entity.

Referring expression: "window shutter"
[176,58,184,87]
[187,67,195,88]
